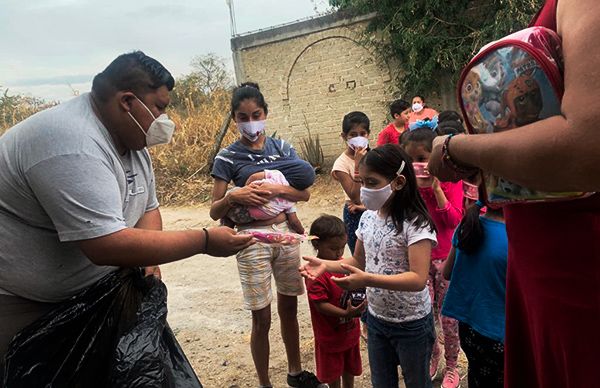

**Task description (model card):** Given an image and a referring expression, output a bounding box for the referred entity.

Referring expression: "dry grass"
[0,90,57,134]
[0,88,328,206]
[150,90,239,205]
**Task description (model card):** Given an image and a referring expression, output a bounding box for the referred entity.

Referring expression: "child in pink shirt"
[402,127,464,388]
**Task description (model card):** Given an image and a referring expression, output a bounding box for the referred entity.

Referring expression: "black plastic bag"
[2,269,202,388]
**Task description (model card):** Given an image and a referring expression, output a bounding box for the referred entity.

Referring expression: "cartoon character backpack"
[458,26,591,206]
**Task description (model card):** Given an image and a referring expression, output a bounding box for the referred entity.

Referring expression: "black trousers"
[458,322,504,388]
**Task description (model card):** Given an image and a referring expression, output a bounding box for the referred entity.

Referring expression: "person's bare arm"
[443,247,457,281]
[255,182,311,202]
[134,208,163,277]
[332,239,432,292]
[135,207,162,231]
[313,300,366,319]
[78,226,254,267]
[209,178,272,221]
[286,212,305,234]
[300,239,366,280]
[332,170,361,204]
[428,1,600,192]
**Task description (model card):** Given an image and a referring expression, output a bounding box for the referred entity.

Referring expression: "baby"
[225,169,305,234]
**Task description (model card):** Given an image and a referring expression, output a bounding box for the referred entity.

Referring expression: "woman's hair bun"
[240,82,260,91]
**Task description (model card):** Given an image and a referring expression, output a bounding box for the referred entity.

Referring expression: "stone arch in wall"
[284,35,392,159]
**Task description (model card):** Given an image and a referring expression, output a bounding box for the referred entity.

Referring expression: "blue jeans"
[343,204,363,255]
[367,311,435,388]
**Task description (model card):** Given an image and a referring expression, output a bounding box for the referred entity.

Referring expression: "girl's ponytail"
[455,200,485,254]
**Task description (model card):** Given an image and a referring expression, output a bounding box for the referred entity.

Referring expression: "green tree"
[330,0,543,96]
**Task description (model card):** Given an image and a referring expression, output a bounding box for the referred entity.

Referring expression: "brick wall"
[231,12,456,163]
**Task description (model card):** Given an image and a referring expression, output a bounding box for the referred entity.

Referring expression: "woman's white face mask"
[238,120,266,142]
[128,96,175,148]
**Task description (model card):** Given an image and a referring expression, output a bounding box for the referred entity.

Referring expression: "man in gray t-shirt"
[0,51,254,359]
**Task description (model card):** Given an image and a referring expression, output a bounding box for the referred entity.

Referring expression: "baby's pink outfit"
[248,170,295,220]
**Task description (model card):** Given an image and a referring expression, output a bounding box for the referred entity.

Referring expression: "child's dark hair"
[412,94,425,102]
[436,120,465,136]
[342,111,370,134]
[390,99,410,117]
[231,82,268,116]
[404,128,437,152]
[456,199,504,254]
[436,110,465,136]
[438,110,463,124]
[361,144,435,234]
[310,215,347,249]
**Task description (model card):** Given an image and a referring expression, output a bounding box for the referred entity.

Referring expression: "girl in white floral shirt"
[301,144,438,388]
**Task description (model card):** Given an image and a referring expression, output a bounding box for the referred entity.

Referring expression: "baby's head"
[309,215,347,261]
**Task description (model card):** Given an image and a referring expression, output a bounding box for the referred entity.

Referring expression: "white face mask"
[347,136,369,150]
[360,184,393,211]
[238,120,265,142]
[412,102,424,113]
[128,96,175,148]
[359,160,406,211]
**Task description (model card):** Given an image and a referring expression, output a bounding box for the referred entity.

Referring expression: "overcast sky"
[0,0,331,101]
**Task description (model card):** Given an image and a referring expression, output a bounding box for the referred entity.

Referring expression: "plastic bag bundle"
[2,269,202,388]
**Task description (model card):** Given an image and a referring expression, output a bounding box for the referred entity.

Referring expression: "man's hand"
[206,226,255,257]
[143,265,162,279]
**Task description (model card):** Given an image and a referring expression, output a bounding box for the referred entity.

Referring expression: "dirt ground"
[160,177,467,387]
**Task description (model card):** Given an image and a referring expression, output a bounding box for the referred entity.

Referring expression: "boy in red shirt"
[306,215,365,388]
[377,99,410,146]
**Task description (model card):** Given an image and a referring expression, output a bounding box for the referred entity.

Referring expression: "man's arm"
[135,207,162,230]
[429,0,600,192]
[78,226,254,267]
[134,208,163,277]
